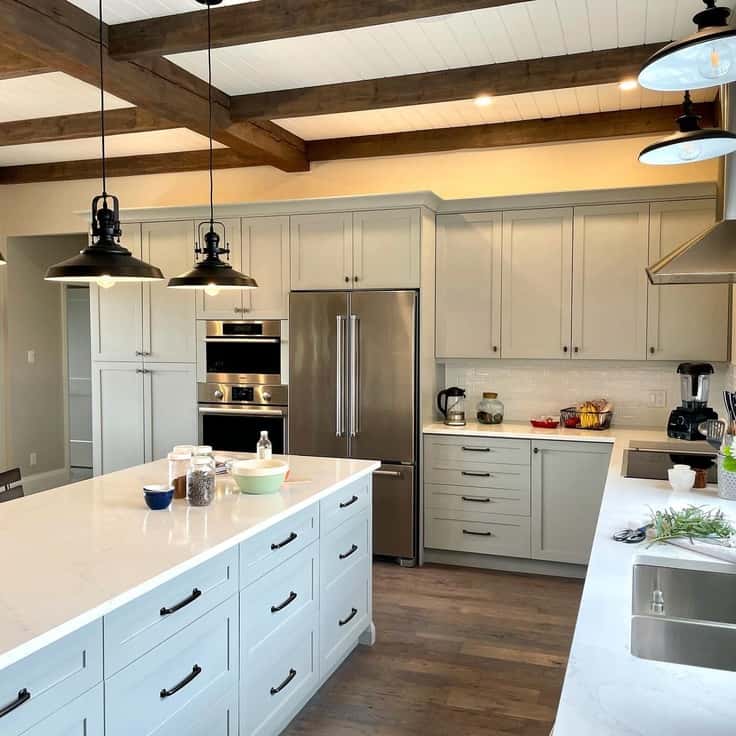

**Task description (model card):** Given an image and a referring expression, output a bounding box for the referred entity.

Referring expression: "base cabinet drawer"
[425,436,531,467]
[321,511,369,589]
[320,476,371,536]
[426,484,530,517]
[425,513,531,558]
[425,464,530,491]
[21,684,103,736]
[151,683,237,736]
[0,621,102,736]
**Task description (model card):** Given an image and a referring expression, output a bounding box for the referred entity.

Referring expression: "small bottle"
[257,431,272,461]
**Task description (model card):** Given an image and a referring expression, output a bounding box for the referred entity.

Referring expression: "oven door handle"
[204,337,280,344]
[198,406,287,418]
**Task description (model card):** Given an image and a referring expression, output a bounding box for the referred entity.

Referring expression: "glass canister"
[194,445,214,458]
[168,452,191,500]
[477,392,504,425]
[187,455,216,507]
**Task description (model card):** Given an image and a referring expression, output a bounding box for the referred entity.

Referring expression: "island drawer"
[105,595,238,736]
[321,510,370,590]
[425,513,531,558]
[241,542,318,653]
[425,436,531,467]
[240,505,319,587]
[241,610,319,736]
[20,682,103,736]
[104,547,238,675]
[425,483,530,517]
[148,681,237,736]
[425,464,530,491]
[320,475,371,536]
[0,620,102,736]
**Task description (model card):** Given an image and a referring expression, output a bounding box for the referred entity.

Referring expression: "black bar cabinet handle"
[461,471,491,477]
[160,665,202,699]
[339,607,358,627]
[339,544,359,560]
[270,669,297,696]
[339,495,359,509]
[461,446,491,452]
[160,588,202,616]
[0,689,30,719]
[271,591,298,613]
[462,529,493,537]
[462,496,491,503]
[271,532,297,550]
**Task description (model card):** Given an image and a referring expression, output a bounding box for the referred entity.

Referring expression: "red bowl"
[530,419,560,429]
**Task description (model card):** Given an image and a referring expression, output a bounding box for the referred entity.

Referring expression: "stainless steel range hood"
[647,84,736,285]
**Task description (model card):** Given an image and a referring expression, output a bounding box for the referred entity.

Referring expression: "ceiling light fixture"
[0,252,5,266]
[474,94,493,107]
[639,90,736,164]
[639,0,736,91]
[45,0,163,287]
[168,0,257,296]
[619,79,638,91]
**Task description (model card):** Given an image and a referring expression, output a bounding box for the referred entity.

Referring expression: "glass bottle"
[257,431,272,461]
[186,455,216,507]
[168,451,191,500]
[477,392,504,425]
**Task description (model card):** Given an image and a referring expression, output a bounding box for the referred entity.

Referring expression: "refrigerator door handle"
[336,315,345,438]
[349,314,359,438]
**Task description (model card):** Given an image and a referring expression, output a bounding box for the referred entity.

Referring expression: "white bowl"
[668,467,696,493]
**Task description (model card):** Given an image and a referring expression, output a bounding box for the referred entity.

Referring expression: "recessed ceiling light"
[474,94,493,107]
[619,79,638,91]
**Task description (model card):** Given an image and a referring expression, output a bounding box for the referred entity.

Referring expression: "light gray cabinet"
[531,440,611,565]
[290,212,353,290]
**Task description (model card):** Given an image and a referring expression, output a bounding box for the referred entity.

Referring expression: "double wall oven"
[198,320,288,453]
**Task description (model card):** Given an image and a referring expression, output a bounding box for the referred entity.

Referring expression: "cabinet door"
[572,203,649,360]
[196,218,244,319]
[23,684,104,736]
[436,212,502,358]
[143,221,197,363]
[648,199,728,361]
[243,215,290,318]
[531,440,611,564]
[144,363,197,462]
[501,208,573,359]
[90,223,143,362]
[290,212,352,290]
[353,208,421,288]
[92,362,145,475]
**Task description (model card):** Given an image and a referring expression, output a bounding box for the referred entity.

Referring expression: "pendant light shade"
[0,252,5,266]
[639,1,736,91]
[639,91,736,165]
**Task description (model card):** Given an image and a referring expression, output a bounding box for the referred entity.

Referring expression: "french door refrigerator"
[289,290,418,564]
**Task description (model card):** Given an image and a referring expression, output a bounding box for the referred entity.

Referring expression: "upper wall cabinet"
[647,199,728,362]
[435,212,502,359]
[290,212,353,290]
[571,203,650,361]
[501,208,573,360]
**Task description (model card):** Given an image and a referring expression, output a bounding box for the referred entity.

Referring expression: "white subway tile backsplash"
[441,360,730,428]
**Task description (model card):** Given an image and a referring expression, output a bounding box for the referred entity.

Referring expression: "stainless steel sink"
[631,563,736,672]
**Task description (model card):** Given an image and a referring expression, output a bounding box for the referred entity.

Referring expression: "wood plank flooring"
[286,562,584,736]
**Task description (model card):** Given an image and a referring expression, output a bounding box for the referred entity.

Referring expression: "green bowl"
[231,459,288,495]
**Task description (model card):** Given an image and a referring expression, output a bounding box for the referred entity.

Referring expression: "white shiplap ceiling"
[68,0,258,24]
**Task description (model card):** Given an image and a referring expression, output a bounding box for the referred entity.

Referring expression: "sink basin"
[631,562,736,672]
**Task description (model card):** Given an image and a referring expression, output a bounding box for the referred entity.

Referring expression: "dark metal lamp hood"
[648,83,736,284]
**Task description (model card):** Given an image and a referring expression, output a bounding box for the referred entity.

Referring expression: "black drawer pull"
[160,665,202,699]
[271,591,298,613]
[270,668,297,696]
[339,544,359,560]
[0,689,30,719]
[461,496,491,503]
[339,495,359,509]
[271,532,297,550]
[462,529,493,537]
[461,471,491,477]
[339,607,358,627]
[160,588,202,616]
[461,446,492,452]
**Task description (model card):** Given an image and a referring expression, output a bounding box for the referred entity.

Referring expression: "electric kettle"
[437,387,467,426]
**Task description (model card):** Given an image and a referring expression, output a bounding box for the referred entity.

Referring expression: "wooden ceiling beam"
[0,45,51,79]
[307,104,713,160]
[0,0,308,171]
[233,45,662,121]
[109,0,529,60]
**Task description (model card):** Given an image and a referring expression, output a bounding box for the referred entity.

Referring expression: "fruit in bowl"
[530,416,560,429]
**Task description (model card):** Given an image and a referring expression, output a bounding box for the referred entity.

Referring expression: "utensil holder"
[717,454,736,500]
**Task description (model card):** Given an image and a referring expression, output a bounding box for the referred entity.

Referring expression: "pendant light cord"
[99,0,107,200]
[207,1,214,229]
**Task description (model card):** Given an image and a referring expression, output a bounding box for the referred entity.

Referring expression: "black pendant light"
[639,1,736,91]
[639,91,736,165]
[168,0,257,295]
[0,252,5,266]
[45,0,163,287]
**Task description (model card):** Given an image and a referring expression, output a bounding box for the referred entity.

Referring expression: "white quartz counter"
[0,454,379,671]
[424,422,736,735]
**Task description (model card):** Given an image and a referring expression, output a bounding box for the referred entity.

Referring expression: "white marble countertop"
[423,420,618,443]
[424,421,736,734]
[0,454,379,671]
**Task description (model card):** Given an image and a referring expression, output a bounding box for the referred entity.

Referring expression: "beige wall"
[3,235,87,477]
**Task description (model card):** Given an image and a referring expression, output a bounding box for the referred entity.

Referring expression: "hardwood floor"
[286,562,584,736]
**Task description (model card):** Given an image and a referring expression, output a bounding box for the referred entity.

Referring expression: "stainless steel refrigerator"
[289,290,418,564]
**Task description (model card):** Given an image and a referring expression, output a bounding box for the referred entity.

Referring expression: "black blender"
[667,363,718,441]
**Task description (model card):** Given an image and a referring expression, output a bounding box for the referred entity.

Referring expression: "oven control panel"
[197,382,288,407]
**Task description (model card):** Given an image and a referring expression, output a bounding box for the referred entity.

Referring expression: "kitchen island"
[0,454,379,736]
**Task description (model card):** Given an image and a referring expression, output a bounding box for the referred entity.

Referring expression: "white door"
[90,223,144,362]
[647,199,728,362]
[142,221,197,363]
[572,203,650,360]
[144,363,198,462]
[435,212,502,358]
[353,209,421,289]
[501,208,573,359]
[196,219,244,319]
[92,362,145,475]
[290,212,353,290]
[243,215,290,318]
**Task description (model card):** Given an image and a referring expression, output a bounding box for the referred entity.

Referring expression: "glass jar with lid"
[187,455,216,507]
[477,392,504,425]
[168,452,191,500]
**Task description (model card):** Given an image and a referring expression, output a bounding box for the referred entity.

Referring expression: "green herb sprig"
[723,444,736,473]
[646,505,735,547]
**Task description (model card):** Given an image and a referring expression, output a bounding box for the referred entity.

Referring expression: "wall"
[4,234,87,478]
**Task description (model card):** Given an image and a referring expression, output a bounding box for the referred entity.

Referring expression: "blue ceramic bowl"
[143,484,174,510]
